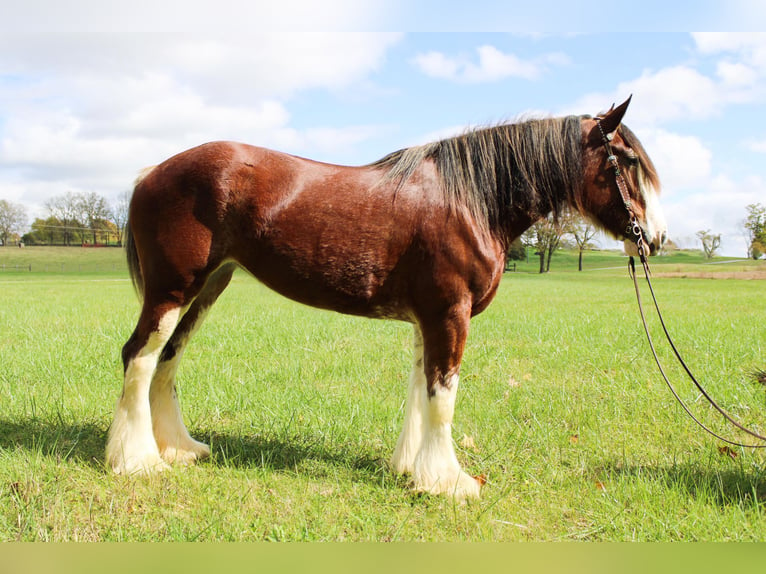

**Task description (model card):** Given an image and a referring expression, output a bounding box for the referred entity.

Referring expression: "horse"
[106,97,667,499]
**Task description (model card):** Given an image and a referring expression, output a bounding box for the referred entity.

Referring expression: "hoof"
[160,439,211,466]
[107,452,171,476]
[412,469,482,500]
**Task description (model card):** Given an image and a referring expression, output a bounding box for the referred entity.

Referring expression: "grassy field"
[1,246,765,541]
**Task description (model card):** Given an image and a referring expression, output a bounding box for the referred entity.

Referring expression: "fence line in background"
[0,263,125,273]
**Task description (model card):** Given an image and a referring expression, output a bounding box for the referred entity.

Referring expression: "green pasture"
[0,246,765,541]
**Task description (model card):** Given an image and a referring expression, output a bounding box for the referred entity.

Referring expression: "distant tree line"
[0,191,130,247]
[507,201,766,272]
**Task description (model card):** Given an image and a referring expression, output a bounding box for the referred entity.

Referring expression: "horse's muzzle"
[624,228,666,257]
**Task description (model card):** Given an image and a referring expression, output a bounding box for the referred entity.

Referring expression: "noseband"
[595,118,766,449]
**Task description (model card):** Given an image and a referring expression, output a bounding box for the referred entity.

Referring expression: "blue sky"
[1,2,765,255]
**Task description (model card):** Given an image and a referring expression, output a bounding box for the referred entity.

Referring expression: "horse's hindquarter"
[227,147,504,320]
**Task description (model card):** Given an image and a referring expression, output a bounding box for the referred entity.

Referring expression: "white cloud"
[0,33,401,100]
[716,61,759,87]
[637,129,713,191]
[0,31,402,217]
[567,34,766,128]
[413,52,461,80]
[747,139,766,153]
[0,0,391,34]
[567,66,721,126]
[692,32,766,64]
[412,45,568,83]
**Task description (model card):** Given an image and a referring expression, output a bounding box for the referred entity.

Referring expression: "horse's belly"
[235,243,413,321]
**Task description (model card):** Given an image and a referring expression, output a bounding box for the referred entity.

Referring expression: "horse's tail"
[125,166,156,298]
[124,217,142,298]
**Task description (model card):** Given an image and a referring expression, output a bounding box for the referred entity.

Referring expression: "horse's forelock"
[618,124,661,194]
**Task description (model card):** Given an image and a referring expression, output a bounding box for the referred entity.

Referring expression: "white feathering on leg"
[390,326,426,474]
[411,374,480,499]
[150,357,211,465]
[106,308,180,475]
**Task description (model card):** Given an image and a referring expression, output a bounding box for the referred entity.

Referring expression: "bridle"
[596,117,766,449]
[595,119,647,251]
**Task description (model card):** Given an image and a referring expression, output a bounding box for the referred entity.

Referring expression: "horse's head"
[580,97,667,256]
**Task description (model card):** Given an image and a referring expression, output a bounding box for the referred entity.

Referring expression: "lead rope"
[630,232,766,448]
[594,117,766,448]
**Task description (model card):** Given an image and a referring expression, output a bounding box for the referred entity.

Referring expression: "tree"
[743,203,766,259]
[569,217,598,271]
[0,199,27,246]
[696,229,721,259]
[503,238,526,270]
[112,191,131,246]
[45,192,83,246]
[27,217,65,245]
[523,214,568,273]
[76,191,111,245]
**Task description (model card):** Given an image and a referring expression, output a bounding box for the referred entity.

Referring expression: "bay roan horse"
[107,97,667,498]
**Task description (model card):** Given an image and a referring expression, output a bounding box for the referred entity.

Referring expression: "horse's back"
[128,140,505,321]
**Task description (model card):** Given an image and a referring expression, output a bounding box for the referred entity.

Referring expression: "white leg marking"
[411,374,481,499]
[106,308,180,475]
[390,326,426,474]
[150,309,211,465]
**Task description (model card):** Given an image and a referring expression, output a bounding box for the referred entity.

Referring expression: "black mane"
[370,116,585,234]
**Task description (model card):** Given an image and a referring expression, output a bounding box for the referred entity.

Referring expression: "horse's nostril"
[661,231,668,245]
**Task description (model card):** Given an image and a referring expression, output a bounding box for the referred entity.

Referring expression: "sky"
[1,2,766,255]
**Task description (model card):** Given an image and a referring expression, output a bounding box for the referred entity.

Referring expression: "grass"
[0,245,127,275]
[0,246,765,541]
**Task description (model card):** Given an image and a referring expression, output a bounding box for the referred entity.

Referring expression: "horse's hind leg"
[150,263,236,465]
[106,302,182,475]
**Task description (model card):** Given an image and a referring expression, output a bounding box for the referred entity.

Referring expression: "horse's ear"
[599,95,632,135]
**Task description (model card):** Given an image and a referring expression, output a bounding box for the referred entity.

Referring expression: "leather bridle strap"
[595,117,766,448]
[595,118,645,245]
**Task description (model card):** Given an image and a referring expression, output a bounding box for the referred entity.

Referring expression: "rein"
[596,118,766,449]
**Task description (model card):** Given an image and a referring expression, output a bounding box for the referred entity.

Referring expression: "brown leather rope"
[595,116,766,448]
[630,252,766,448]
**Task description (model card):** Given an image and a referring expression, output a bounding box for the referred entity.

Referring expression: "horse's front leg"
[390,325,426,474]
[410,307,481,499]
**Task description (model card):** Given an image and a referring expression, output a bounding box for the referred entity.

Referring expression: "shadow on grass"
[0,417,107,470]
[0,416,391,485]
[203,428,391,480]
[600,459,766,508]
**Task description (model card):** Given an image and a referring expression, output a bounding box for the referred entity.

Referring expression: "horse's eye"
[625,154,639,167]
